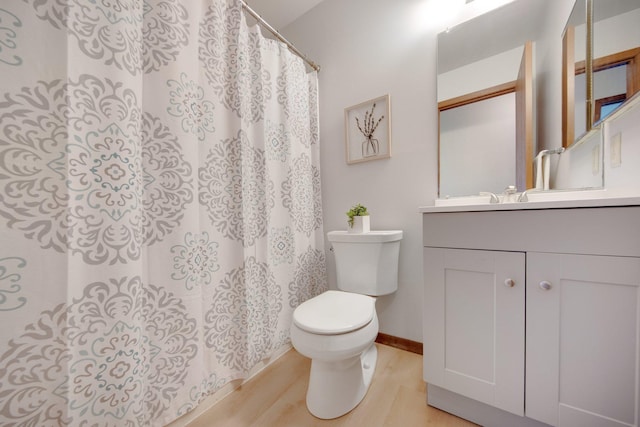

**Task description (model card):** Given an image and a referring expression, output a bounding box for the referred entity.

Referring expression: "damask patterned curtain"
[0,1,326,425]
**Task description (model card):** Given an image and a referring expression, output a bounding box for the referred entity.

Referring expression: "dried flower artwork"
[344,94,391,164]
[356,103,384,158]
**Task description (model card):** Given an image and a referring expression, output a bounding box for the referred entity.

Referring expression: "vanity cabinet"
[422,206,640,427]
[526,252,640,427]
[423,248,525,416]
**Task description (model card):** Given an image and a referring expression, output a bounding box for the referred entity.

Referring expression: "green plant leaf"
[346,203,369,227]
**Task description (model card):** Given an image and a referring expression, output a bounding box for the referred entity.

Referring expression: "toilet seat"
[293,290,375,335]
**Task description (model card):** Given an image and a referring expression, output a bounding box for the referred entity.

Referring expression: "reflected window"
[594,94,626,123]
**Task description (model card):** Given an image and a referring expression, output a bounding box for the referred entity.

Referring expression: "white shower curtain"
[0,1,326,425]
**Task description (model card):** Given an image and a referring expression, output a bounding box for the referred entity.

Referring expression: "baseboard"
[375,333,423,355]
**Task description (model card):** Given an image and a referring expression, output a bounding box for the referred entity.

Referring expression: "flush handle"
[539,280,552,291]
[504,278,515,288]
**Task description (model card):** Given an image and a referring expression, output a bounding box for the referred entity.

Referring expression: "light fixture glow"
[411,0,466,34]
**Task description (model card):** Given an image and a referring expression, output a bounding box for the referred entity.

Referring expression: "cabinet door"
[527,253,640,427]
[424,248,525,416]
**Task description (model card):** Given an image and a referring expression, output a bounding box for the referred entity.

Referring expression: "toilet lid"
[293,290,375,335]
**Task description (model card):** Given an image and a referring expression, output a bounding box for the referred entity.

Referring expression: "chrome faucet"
[479,192,500,203]
[488,192,500,204]
[504,185,517,195]
[503,185,517,203]
[517,191,529,202]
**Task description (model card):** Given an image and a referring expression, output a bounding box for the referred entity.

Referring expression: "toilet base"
[306,343,378,419]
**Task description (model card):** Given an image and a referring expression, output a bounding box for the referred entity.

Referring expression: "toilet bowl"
[290,230,402,419]
[290,290,378,419]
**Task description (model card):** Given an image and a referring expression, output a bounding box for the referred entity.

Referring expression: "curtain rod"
[240,1,321,72]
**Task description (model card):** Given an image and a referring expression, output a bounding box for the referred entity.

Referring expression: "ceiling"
[244,0,325,31]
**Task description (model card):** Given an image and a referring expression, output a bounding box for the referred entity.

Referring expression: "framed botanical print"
[344,94,391,164]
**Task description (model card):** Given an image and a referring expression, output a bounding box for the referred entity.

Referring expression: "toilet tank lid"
[327,230,403,243]
[293,290,375,334]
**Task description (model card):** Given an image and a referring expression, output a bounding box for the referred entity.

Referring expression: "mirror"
[437,0,545,198]
[562,0,586,145]
[563,0,640,147]
[592,0,640,123]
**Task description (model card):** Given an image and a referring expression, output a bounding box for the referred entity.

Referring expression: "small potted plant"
[346,203,370,234]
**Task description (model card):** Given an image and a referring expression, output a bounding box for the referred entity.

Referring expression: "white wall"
[282,0,573,342]
[282,0,440,342]
[553,127,604,189]
[603,96,640,190]
[556,93,640,194]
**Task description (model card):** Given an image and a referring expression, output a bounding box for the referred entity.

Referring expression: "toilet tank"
[327,230,402,296]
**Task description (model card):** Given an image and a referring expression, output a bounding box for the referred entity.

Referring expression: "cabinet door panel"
[527,253,640,427]
[445,268,495,382]
[424,248,525,416]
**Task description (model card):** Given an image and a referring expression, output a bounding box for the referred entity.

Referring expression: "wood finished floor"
[188,344,478,427]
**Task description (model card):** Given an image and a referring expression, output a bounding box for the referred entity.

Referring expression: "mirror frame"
[562,24,576,147]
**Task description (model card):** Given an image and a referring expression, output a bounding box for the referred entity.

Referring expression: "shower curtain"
[0,0,326,425]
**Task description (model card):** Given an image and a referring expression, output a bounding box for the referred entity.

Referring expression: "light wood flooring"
[188,344,478,427]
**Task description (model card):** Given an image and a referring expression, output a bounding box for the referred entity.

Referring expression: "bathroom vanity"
[420,199,640,427]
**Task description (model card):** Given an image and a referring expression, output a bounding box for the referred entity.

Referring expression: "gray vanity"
[420,199,640,427]
[429,0,640,422]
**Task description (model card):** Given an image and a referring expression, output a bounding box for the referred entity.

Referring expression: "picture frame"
[344,94,391,164]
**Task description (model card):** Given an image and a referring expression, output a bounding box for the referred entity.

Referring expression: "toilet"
[290,229,403,419]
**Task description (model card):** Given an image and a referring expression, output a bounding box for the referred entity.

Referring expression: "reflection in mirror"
[564,0,640,146]
[562,0,585,144]
[437,0,542,198]
[440,92,516,197]
[592,0,640,123]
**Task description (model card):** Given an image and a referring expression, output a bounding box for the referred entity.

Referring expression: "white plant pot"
[348,215,370,234]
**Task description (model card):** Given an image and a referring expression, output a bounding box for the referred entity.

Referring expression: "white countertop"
[419,188,640,213]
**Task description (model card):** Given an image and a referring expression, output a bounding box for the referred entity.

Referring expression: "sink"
[435,188,609,207]
[519,188,607,203]
[434,194,495,206]
[428,188,640,212]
